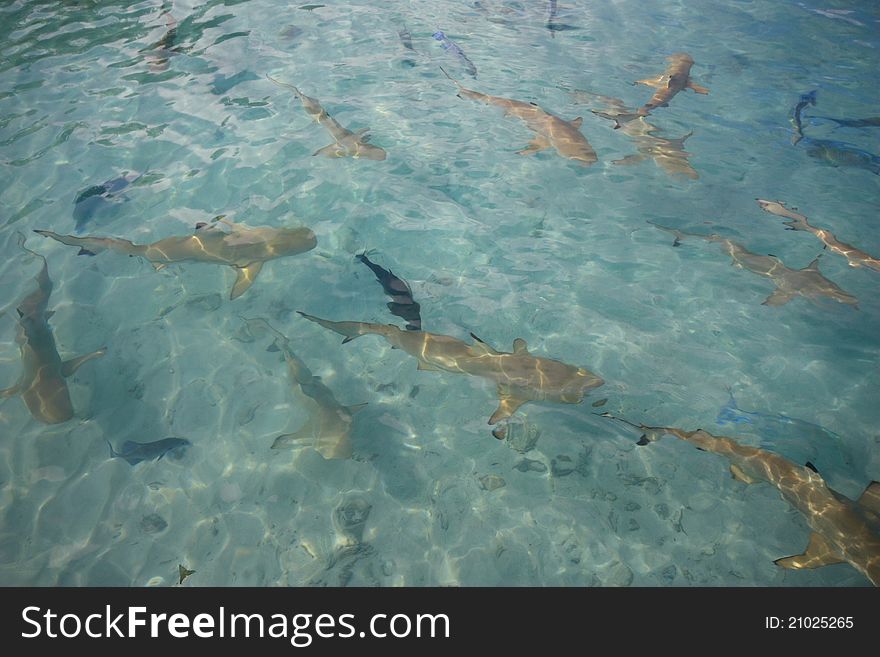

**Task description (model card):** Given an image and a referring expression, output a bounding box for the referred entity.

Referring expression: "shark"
[33,216,317,300]
[649,221,859,308]
[790,90,880,174]
[634,53,709,116]
[1,238,105,424]
[266,75,387,160]
[244,318,366,459]
[440,67,597,166]
[297,311,604,425]
[599,413,880,587]
[756,199,880,273]
[583,90,698,179]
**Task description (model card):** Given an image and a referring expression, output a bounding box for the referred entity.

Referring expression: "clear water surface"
[0,0,878,586]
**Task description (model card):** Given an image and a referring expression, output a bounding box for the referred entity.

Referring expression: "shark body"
[649,222,859,308]
[441,67,597,166]
[757,199,880,273]
[601,413,880,587]
[34,217,316,300]
[1,241,105,423]
[267,75,387,160]
[298,312,603,425]
[634,53,709,116]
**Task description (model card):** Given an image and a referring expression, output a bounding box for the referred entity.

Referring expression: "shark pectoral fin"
[512,338,529,354]
[314,143,344,158]
[729,464,757,484]
[762,288,795,307]
[613,154,648,166]
[489,387,529,425]
[61,348,106,377]
[0,383,22,398]
[857,481,880,514]
[516,135,551,156]
[353,127,371,141]
[346,402,369,415]
[774,533,843,570]
[417,360,442,371]
[230,261,264,300]
[687,81,710,94]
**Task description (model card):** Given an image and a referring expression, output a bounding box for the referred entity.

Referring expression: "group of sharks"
[2,38,879,584]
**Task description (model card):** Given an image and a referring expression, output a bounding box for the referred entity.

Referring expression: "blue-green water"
[1,0,878,586]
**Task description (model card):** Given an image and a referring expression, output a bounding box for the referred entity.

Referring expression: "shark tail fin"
[297,311,371,344]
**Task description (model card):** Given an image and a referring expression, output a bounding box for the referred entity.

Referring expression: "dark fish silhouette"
[356,253,422,330]
[791,91,880,174]
[108,438,191,466]
[178,564,195,584]
[73,172,142,233]
[816,116,880,128]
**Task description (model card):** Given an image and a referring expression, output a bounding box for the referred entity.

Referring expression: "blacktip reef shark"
[1,237,105,424]
[243,318,366,460]
[440,67,597,166]
[297,311,604,425]
[266,75,387,160]
[790,90,880,174]
[634,53,709,116]
[33,216,317,300]
[598,412,880,586]
[757,199,880,273]
[649,221,859,308]
[583,90,698,179]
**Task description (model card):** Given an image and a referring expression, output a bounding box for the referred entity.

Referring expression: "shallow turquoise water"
[0,0,878,586]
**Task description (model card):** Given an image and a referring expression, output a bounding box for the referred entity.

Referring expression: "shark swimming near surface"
[356,252,422,331]
[790,91,880,174]
[244,318,366,459]
[33,216,317,300]
[440,67,597,166]
[297,311,604,425]
[0,237,105,424]
[581,90,698,179]
[599,412,880,587]
[267,75,387,160]
[634,53,709,116]
[649,221,859,308]
[756,199,880,272]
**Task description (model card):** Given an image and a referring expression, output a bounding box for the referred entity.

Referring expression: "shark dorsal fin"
[857,481,880,514]
[774,532,844,570]
[570,116,583,128]
[469,332,499,354]
[513,338,529,354]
